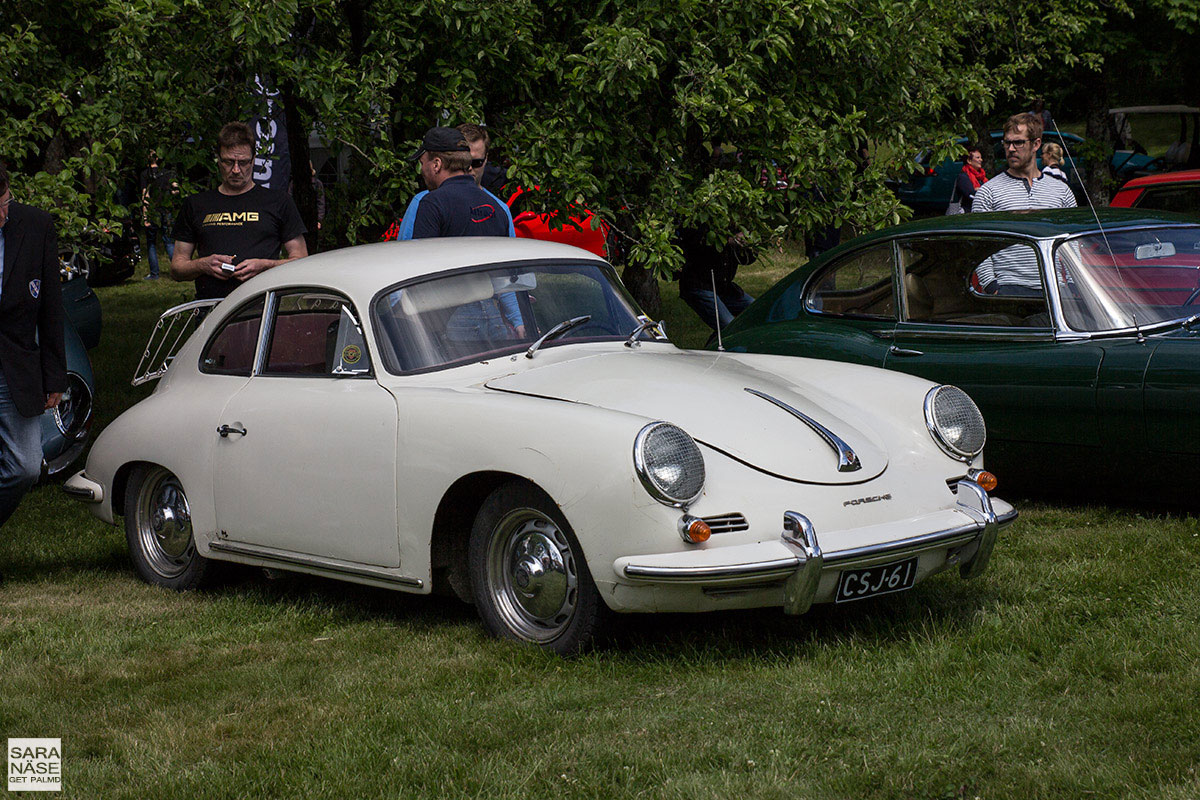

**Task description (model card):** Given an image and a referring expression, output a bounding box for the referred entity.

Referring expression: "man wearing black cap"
[394,126,513,240]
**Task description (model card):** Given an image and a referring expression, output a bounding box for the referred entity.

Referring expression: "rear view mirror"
[1135,241,1176,260]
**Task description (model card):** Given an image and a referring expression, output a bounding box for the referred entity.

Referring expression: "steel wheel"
[59,248,90,282]
[486,507,579,642]
[124,464,211,589]
[469,483,608,653]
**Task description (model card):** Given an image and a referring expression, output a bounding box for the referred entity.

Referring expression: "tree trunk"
[282,85,318,254]
[621,264,661,316]
[1081,71,1113,206]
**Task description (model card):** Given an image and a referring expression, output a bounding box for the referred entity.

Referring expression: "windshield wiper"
[624,318,664,348]
[525,315,591,359]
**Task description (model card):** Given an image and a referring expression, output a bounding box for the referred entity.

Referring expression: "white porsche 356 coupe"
[66,238,1015,652]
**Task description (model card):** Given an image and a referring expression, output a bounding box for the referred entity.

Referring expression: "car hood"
[485,349,889,484]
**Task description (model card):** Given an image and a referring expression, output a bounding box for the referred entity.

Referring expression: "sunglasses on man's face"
[471,158,486,169]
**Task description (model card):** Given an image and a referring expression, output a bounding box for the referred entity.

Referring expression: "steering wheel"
[1184,287,1200,306]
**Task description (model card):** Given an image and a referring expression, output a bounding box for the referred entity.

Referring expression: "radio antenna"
[1050,117,1139,334]
[711,270,725,351]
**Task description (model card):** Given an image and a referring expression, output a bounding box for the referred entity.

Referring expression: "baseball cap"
[409,127,471,162]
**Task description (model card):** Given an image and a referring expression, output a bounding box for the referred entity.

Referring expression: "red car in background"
[1111,169,1200,217]
[382,186,610,258]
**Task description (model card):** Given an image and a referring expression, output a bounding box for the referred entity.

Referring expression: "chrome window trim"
[251,290,279,376]
[891,325,1056,343]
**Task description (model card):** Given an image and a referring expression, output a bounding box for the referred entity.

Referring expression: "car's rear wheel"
[468,482,607,654]
[124,464,212,590]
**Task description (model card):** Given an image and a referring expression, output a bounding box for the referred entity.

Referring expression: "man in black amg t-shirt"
[171,122,307,300]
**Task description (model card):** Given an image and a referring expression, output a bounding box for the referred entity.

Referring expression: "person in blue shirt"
[395,126,514,240]
[397,127,522,338]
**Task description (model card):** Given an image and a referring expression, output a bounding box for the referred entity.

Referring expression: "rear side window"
[1136,185,1200,216]
[200,297,265,376]
[802,243,897,320]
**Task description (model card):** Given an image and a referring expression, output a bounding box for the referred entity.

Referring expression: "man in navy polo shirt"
[396,127,513,240]
[396,127,522,338]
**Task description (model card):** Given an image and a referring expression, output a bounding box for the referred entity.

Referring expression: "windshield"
[1053,226,1200,332]
[372,260,648,373]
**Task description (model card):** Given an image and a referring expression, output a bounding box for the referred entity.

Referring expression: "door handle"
[217,424,247,438]
[888,346,924,357]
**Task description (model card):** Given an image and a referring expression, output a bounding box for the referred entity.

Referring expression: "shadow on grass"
[169,560,1004,662]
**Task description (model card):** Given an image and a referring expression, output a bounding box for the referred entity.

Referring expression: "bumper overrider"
[615,480,1016,614]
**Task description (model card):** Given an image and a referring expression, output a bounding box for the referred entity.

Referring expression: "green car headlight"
[633,422,705,508]
[924,385,986,461]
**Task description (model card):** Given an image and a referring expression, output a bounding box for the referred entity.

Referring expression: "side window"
[263,291,371,377]
[200,296,265,376]
[1137,185,1200,216]
[899,237,1050,327]
[803,243,897,320]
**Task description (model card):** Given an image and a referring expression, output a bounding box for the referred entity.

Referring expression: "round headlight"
[924,385,986,461]
[633,422,705,508]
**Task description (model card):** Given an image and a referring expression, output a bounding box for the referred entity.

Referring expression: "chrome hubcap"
[137,470,194,578]
[509,531,568,619]
[488,509,578,642]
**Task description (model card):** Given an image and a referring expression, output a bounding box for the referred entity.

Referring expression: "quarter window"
[200,297,265,376]
[803,243,897,320]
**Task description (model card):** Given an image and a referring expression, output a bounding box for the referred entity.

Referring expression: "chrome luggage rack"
[132,299,221,386]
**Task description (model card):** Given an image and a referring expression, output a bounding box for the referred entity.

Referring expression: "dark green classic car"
[718,209,1200,499]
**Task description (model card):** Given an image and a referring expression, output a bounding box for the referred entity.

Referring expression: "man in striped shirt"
[972,113,1076,294]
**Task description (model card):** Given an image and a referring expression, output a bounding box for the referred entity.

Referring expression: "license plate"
[835,556,918,603]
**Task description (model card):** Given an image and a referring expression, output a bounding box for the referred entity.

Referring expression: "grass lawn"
[2,248,1198,799]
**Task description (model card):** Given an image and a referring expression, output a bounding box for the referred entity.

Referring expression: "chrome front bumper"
[618,481,1016,615]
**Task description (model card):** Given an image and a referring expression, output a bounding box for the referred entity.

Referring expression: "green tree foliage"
[1,0,1193,301]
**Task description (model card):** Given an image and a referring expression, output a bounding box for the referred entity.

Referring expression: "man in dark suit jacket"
[0,163,66,531]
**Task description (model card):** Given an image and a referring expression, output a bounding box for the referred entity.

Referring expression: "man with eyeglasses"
[0,162,67,535]
[972,112,1076,294]
[171,122,307,300]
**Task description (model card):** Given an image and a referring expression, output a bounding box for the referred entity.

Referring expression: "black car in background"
[59,216,140,286]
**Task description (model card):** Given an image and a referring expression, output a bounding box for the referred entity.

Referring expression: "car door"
[884,235,1105,450]
[746,241,898,366]
[1144,336,1200,455]
[213,289,401,567]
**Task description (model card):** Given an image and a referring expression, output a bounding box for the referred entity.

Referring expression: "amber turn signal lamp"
[678,516,712,544]
[972,470,998,492]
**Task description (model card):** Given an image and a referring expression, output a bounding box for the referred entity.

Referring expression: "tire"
[124,464,212,590]
[468,482,608,654]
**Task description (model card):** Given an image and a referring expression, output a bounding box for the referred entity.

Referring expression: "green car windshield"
[1054,226,1200,332]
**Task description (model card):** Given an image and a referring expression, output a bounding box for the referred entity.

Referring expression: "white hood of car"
[485,349,890,484]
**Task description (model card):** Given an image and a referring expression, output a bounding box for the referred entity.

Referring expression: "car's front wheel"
[124,464,212,590]
[468,482,607,654]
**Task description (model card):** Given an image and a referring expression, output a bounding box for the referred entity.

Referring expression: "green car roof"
[854,207,1199,243]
